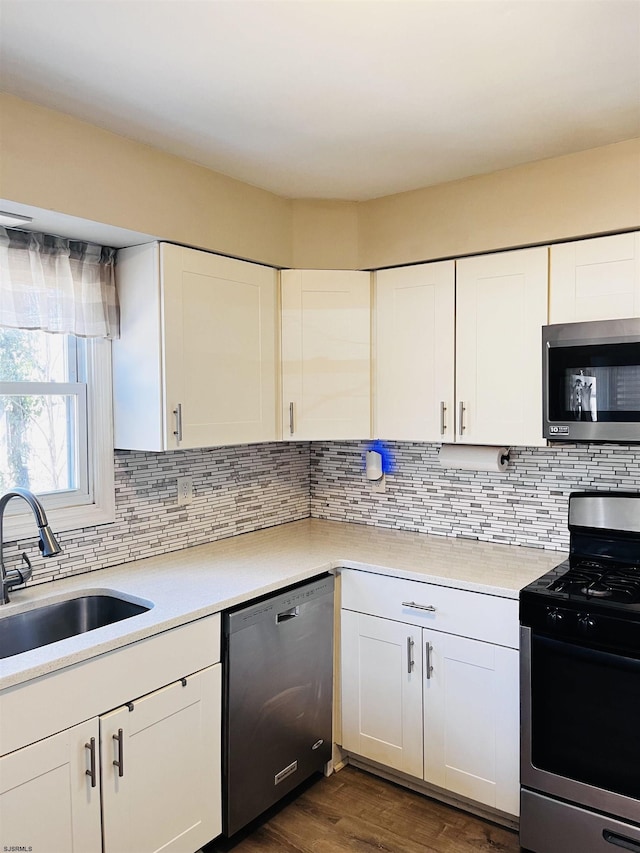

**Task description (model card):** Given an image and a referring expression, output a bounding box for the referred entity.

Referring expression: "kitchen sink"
[0,593,152,659]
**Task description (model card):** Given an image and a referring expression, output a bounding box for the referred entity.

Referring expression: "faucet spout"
[0,488,62,604]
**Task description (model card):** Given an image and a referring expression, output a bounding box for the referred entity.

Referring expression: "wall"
[358,139,640,269]
[2,95,639,271]
[0,94,293,268]
[310,441,640,552]
[4,442,310,588]
[291,199,360,269]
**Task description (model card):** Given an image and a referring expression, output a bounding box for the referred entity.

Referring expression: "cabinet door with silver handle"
[100,665,221,852]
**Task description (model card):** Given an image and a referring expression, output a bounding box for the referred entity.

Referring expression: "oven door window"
[547,342,640,423]
[530,634,640,799]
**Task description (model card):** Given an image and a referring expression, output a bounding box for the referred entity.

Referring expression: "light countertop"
[0,519,564,690]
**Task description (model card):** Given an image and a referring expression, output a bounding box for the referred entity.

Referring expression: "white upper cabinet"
[281,269,371,440]
[375,262,455,441]
[549,232,640,323]
[113,243,278,451]
[456,247,548,447]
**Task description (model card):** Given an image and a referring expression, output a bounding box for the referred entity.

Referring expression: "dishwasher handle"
[276,606,299,623]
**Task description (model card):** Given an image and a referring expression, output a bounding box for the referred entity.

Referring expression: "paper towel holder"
[438,444,511,472]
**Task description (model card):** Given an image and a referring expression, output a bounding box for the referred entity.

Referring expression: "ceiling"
[1,0,639,201]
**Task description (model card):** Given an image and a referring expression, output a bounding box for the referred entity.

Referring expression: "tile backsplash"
[6,442,310,587]
[7,438,640,589]
[310,441,640,552]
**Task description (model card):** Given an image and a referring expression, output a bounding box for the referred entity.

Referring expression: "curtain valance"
[0,227,119,339]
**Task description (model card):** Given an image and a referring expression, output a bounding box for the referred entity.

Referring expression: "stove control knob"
[546,608,564,627]
[577,614,596,634]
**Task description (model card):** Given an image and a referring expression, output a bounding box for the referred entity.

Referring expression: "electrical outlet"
[177,476,193,506]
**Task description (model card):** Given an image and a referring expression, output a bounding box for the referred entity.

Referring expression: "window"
[0,227,117,539]
[0,328,114,539]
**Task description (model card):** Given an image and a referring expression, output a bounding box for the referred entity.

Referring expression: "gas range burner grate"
[548,560,640,604]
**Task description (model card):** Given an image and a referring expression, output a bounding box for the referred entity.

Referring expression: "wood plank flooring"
[206,766,521,853]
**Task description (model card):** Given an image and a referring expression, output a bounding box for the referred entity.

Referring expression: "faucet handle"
[18,552,33,584]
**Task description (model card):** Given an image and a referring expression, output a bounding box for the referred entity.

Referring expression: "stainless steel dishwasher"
[222,573,334,837]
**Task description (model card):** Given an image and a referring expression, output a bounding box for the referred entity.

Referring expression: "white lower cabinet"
[340,569,520,818]
[101,665,221,853]
[0,718,102,853]
[0,615,222,853]
[422,629,519,816]
[341,610,423,779]
[0,666,221,853]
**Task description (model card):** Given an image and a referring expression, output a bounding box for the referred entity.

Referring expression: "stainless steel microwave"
[543,317,640,443]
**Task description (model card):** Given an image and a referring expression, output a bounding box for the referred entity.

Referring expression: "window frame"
[0,337,115,540]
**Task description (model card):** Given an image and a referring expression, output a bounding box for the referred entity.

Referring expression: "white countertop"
[0,519,564,690]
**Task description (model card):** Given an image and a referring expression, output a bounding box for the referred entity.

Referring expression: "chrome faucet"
[0,488,62,604]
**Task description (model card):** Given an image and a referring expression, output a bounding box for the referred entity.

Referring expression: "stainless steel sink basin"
[0,594,152,659]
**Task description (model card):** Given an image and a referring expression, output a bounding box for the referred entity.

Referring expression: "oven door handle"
[603,830,640,852]
[532,632,640,673]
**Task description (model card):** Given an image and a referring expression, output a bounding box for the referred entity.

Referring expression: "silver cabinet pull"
[173,403,183,443]
[402,601,437,612]
[440,401,447,435]
[407,636,415,673]
[85,737,97,788]
[425,642,433,679]
[458,401,466,435]
[113,728,124,778]
[289,402,295,436]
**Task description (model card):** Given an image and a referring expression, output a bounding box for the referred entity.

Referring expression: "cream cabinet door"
[101,664,221,853]
[162,245,278,449]
[341,610,423,779]
[550,232,640,323]
[281,269,371,440]
[0,718,102,853]
[375,262,455,441]
[456,247,548,446]
[114,243,278,450]
[423,629,519,816]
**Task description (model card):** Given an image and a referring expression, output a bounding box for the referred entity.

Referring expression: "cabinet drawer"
[1,613,221,756]
[340,570,518,649]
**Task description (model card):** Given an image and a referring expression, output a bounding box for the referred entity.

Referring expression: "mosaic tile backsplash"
[310,441,640,552]
[6,438,640,589]
[5,442,310,587]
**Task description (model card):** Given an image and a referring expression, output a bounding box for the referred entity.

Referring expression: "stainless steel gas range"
[520,492,640,853]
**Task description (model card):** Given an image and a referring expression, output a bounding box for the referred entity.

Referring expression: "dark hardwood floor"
[207,765,521,852]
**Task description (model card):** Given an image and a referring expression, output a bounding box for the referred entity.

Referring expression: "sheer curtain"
[0,227,119,338]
